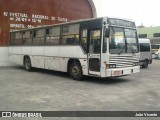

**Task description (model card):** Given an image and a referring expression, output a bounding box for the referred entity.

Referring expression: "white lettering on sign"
[27,25,35,29]
[3,12,8,16]
[32,14,49,20]
[10,29,18,32]
[51,16,56,21]
[10,17,14,21]
[10,24,25,28]
[10,12,28,18]
[58,17,68,22]
[32,19,42,23]
[3,11,69,31]
[15,17,28,22]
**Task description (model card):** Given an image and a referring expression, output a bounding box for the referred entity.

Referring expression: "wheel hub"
[72,66,80,76]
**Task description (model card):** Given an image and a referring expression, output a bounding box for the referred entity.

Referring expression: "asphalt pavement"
[0,60,160,120]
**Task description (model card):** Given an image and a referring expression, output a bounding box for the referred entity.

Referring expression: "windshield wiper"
[127,43,135,54]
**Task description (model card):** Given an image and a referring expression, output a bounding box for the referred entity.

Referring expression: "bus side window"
[22,31,32,46]
[10,33,15,45]
[46,27,60,45]
[89,30,101,54]
[13,32,22,45]
[81,29,87,53]
[140,43,150,52]
[61,24,80,45]
[33,29,45,46]
[103,37,107,53]
[33,31,36,37]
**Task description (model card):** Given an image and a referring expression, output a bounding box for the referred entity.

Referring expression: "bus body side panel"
[22,47,32,56]
[139,51,152,65]
[59,46,79,72]
[78,47,88,76]
[44,46,60,71]
[31,47,45,69]
[101,53,110,77]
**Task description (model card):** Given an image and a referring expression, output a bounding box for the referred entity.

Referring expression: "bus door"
[88,29,101,76]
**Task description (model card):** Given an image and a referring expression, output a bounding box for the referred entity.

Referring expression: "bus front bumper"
[105,66,140,77]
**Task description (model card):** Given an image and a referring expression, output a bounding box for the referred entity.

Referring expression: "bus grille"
[109,55,139,68]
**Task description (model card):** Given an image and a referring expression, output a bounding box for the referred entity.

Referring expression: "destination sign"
[108,18,136,28]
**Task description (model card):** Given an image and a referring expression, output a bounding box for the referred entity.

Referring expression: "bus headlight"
[109,64,116,68]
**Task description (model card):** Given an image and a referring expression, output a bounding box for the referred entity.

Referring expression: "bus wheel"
[69,62,83,80]
[142,60,148,68]
[24,57,32,71]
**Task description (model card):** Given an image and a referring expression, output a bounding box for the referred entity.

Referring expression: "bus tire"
[142,60,148,68]
[69,62,83,80]
[24,57,32,71]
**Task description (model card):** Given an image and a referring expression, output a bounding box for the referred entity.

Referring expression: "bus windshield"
[140,43,150,52]
[109,27,139,54]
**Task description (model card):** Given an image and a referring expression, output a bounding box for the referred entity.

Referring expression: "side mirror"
[105,28,110,38]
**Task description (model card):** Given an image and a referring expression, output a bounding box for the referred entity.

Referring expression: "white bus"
[139,38,152,68]
[9,17,140,80]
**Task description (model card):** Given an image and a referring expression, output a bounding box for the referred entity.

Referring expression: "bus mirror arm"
[105,28,110,38]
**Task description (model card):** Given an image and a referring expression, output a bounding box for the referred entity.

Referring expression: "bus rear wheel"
[24,57,32,71]
[69,62,83,80]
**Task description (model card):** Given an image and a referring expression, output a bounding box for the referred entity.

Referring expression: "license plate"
[114,70,121,76]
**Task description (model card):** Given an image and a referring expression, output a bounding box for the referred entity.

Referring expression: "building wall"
[0,0,96,66]
[138,26,160,38]
[0,0,96,46]
[137,26,160,44]
[0,47,15,66]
